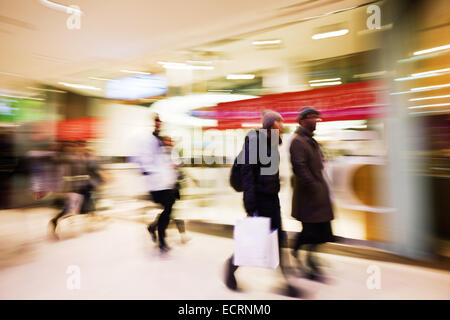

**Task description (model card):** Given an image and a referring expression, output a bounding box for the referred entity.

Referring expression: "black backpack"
[230,151,244,192]
[229,130,259,192]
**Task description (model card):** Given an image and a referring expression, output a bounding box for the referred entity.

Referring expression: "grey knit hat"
[262,110,283,129]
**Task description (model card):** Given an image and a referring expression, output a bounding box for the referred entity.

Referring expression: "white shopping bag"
[233,217,279,269]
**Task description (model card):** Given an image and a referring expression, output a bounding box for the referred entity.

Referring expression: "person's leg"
[50,193,83,237]
[224,255,239,290]
[306,244,320,272]
[174,219,191,243]
[156,190,176,250]
[174,219,185,234]
[79,187,92,214]
[50,207,68,230]
[262,194,302,298]
[147,191,160,243]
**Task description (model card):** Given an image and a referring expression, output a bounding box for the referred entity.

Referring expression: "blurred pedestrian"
[290,107,335,281]
[78,142,105,216]
[224,110,302,298]
[161,135,190,244]
[48,141,91,239]
[138,114,178,253]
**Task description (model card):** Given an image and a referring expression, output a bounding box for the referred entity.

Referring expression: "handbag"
[233,216,279,269]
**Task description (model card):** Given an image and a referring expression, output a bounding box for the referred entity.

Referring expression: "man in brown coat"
[290,107,335,281]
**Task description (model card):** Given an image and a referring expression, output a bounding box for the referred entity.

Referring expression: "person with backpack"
[225,110,302,298]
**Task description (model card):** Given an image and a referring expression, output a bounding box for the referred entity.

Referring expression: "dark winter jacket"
[290,126,334,223]
[242,130,281,215]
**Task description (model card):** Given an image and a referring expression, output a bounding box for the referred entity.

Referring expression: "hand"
[247,210,258,217]
[33,191,48,200]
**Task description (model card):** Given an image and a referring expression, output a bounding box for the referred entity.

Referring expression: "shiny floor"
[0,207,449,300]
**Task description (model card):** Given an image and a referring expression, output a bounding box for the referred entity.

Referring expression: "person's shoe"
[180,234,191,244]
[292,249,298,259]
[48,219,59,240]
[224,261,238,291]
[306,271,327,283]
[159,246,170,253]
[283,284,303,298]
[147,225,157,243]
[159,244,171,254]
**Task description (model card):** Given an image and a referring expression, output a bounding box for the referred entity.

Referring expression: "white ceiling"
[0,0,377,97]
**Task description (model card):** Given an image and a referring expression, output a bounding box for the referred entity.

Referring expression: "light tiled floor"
[0,210,449,300]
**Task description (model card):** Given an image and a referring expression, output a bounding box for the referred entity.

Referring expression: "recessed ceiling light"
[39,0,83,15]
[309,78,341,83]
[89,77,113,81]
[310,81,342,87]
[413,44,450,56]
[58,82,101,91]
[312,29,349,40]
[252,40,282,45]
[409,95,450,101]
[227,74,255,80]
[408,103,450,109]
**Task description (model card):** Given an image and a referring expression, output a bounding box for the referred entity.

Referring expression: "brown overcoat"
[290,127,334,223]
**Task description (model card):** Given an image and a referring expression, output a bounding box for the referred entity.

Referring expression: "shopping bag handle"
[249,210,258,217]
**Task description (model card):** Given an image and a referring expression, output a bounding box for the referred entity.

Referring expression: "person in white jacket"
[138,114,178,252]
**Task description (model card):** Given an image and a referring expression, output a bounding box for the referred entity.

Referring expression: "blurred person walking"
[290,107,335,281]
[48,141,91,239]
[78,142,105,216]
[224,110,302,298]
[160,135,190,244]
[138,114,178,253]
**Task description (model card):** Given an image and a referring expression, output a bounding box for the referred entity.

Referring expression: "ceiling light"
[408,103,450,109]
[409,95,450,101]
[58,82,101,91]
[413,44,450,56]
[409,109,450,115]
[390,91,411,95]
[227,74,255,80]
[411,83,450,92]
[252,40,282,45]
[312,29,349,40]
[89,77,113,81]
[412,68,450,77]
[395,68,450,81]
[309,78,341,83]
[39,0,83,15]
[395,74,440,81]
[120,70,151,75]
[310,81,342,87]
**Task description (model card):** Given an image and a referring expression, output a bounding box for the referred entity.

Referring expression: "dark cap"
[298,107,321,121]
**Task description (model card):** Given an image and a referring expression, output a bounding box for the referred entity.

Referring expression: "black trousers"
[79,185,94,214]
[228,193,290,278]
[150,189,176,247]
